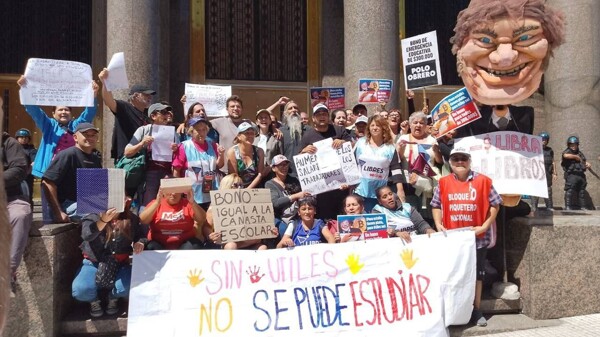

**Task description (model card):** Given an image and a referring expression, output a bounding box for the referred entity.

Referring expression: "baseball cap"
[75,123,99,133]
[129,84,156,95]
[237,121,258,134]
[271,154,290,166]
[450,146,470,158]
[355,115,368,125]
[313,103,329,114]
[188,117,209,127]
[148,103,171,117]
[255,109,271,118]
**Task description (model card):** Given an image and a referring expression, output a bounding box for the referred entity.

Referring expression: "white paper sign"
[128,229,476,337]
[401,31,443,90]
[19,58,94,107]
[105,52,129,91]
[293,141,360,195]
[151,125,176,162]
[454,131,548,198]
[184,83,231,117]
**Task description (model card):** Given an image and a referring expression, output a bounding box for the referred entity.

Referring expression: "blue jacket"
[25,102,97,178]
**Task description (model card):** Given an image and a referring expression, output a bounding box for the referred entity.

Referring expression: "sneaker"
[105,297,119,315]
[90,299,103,318]
[471,309,487,327]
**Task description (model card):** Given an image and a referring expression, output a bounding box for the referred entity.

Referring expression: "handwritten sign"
[454,131,548,198]
[210,189,276,243]
[429,87,481,138]
[184,83,231,117]
[401,31,442,89]
[293,141,360,195]
[128,229,476,337]
[358,79,393,104]
[19,58,94,107]
[337,213,388,242]
[310,87,345,110]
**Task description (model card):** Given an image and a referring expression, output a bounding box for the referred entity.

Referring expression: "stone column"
[545,0,600,208]
[344,0,400,113]
[103,0,162,166]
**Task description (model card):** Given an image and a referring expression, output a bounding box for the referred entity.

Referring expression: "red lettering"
[349,281,363,327]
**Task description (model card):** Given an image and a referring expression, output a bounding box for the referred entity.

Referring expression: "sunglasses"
[231,182,244,189]
[451,155,470,162]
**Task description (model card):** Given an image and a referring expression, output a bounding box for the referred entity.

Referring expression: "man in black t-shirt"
[299,104,352,221]
[98,68,155,161]
[42,123,102,223]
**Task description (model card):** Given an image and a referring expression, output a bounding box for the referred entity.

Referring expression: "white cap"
[313,103,329,114]
[450,146,470,157]
[355,115,368,125]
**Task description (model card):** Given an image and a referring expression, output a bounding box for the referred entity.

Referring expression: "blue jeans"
[72,259,131,302]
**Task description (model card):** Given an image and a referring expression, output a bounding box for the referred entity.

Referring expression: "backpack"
[115,149,147,189]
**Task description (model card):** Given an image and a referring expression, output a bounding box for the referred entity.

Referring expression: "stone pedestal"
[3,223,81,337]
[545,0,600,208]
[344,0,400,112]
[499,212,600,319]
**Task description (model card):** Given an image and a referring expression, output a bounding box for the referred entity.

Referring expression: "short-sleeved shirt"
[111,100,148,159]
[42,146,102,203]
[284,219,326,246]
[300,124,351,149]
[147,198,196,249]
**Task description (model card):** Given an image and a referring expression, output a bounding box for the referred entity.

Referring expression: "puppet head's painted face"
[457,18,548,105]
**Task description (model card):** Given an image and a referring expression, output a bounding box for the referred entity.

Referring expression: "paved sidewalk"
[481,313,600,337]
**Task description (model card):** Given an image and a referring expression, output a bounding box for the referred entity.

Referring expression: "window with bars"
[205,0,307,82]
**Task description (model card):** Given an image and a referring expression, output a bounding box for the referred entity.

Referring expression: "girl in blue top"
[354,115,404,212]
[277,197,336,247]
[17,76,99,178]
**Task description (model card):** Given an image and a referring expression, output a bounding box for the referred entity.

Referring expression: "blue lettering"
[274,289,289,331]
[252,290,271,332]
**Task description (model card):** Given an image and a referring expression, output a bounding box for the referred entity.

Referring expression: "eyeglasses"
[389,114,400,118]
[275,162,290,167]
[157,110,172,115]
[231,182,244,189]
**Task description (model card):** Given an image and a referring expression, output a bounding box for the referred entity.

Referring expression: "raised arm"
[98,68,117,112]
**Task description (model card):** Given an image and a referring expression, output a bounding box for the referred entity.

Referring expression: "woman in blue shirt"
[277,197,336,247]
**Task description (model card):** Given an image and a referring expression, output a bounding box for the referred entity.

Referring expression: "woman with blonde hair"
[353,115,404,212]
[225,122,265,188]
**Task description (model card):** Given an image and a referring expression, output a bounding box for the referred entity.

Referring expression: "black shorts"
[476,247,487,281]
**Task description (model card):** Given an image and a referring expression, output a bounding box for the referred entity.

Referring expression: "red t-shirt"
[438,174,492,238]
[148,198,196,249]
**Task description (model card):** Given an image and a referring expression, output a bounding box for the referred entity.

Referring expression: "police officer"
[561,136,591,210]
[532,132,557,211]
[15,128,37,206]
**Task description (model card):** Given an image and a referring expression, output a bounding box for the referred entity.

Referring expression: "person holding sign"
[372,186,434,242]
[300,104,352,221]
[431,146,502,327]
[125,103,179,207]
[172,117,225,209]
[397,112,443,221]
[72,203,143,318]
[354,115,404,212]
[226,122,265,188]
[16,76,99,178]
[98,69,156,161]
[138,187,208,250]
[277,197,336,248]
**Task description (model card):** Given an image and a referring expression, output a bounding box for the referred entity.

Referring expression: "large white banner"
[19,58,94,107]
[293,140,360,195]
[401,31,443,90]
[454,131,548,198]
[184,83,231,117]
[128,230,476,337]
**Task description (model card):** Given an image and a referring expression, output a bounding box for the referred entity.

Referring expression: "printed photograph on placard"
[310,87,345,110]
[357,79,393,104]
[337,213,388,242]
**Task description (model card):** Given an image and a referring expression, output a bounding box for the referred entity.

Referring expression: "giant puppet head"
[451,0,565,105]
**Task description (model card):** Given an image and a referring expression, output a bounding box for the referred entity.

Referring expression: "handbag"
[95,256,120,289]
[115,149,147,189]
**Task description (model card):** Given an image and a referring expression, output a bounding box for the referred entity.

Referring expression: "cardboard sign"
[401,31,443,90]
[358,79,393,104]
[293,140,361,195]
[337,213,388,242]
[160,178,194,194]
[128,229,477,337]
[429,87,481,138]
[310,87,345,110]
[184,83,231,117]
[454,131,548,198]
[210,189,276,243]
[19,58,94,107]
